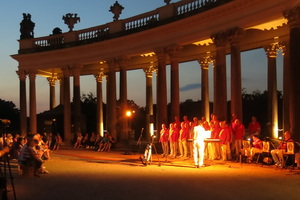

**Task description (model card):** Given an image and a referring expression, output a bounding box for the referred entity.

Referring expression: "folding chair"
[256,141,270,164]
[283,142,295,169]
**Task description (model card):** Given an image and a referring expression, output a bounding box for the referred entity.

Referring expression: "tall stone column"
[118,57,129,142]
[62,67,72,144]
[106,59,117,140]
[94,70,106,137]
[59,78,64,105]
[143,64,156,140]
[166,45,182,121]
[198,52,214,122]
[228,28,243,121]
[264,42,279,138]
[155,50,168,131]
[284,7,300,137]
[17,70,28,136]
[282,42,290,133]
[72,65,82,134]
[47,76,57,110]
[211,32,228,121]
[28,70,37,134]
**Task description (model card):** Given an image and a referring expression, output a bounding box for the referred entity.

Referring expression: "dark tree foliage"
[81,92,105,134]
[242,90,283,137]
[0,99,20,134]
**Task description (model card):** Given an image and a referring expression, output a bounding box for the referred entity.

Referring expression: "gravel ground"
[3,148,300,200]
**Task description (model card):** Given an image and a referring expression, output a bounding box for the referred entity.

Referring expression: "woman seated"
[248,135,263,162]
[18,137,43,177]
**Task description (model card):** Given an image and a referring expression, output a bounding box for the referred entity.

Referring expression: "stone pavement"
[3,147,300,200]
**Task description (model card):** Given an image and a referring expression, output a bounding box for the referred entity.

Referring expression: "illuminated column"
[166,45,182,121]
[155,50,168,131]
[118,57,129,142]
[59,78,64,105]
[211,32,228,121]
[94,70,106,137]
[264,42,279,138]
[72,65,82,134]
[228,28,243,121]
[28,70,37,134]
[17,70,28,136]
[198,53,214,122]
[62,67,72,144]
[282,42,290,133]
[144,64,156,139]
[106,59,117,140]
[47,76,57,110]
[284,7,300,137]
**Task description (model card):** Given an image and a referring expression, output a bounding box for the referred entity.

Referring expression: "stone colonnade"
[16,6,300,141]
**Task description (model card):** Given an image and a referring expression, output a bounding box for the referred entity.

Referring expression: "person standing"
[219,121,232,161]
[179,122,188,158]
[232,119,245,157]
[193,121,206,168]
[248,116,261,136]
[159,124,169,157]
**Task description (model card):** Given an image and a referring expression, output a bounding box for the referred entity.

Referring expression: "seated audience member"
[18,137,44,177]
[271,131,293,167]
[97,133,110,152]
[81,133,90,148]
[248,135,263,162]
[53,134,62,150]
[102,134,115,152]
[34,134,51,160]
[10,136,26,160]
[73,132,83,148]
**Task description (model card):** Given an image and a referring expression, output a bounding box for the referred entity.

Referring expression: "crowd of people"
[158,114,299,168]
[73,131,115,152]
[0,133,55,177]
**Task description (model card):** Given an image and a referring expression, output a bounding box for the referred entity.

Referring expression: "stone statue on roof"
[20,13,35,39]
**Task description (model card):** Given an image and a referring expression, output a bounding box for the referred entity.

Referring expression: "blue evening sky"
[0,0,283,114]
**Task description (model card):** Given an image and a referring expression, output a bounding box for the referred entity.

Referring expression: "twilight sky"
[0,0,283,114]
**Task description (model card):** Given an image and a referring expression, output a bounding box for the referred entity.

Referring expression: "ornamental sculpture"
[20,13,35,39]
[109,1,124,21]
[164,0,171,5]
[62,13,80,32]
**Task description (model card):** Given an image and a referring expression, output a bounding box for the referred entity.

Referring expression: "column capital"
[165,45,183,59]
[62,67,71,77]
[264,39,284,58]
[28,70,37,79]
[143,64,157,78]
[71,65,83,77]
[155,49,167,61]
[116,56,130,68]
[198,52,215,70]
[284,6,300,28]
[16,70,27,80]
[47,76,57,86]
[94,70,107,83]
[227,27,244,45]
[211,31,228,47]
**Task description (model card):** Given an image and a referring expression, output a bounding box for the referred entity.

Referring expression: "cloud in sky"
[180,83,202,92]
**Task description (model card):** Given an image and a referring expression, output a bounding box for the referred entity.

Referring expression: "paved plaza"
[4,148,300,200]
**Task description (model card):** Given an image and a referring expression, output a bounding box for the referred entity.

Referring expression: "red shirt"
[234,124,245,140]
[159,128,169,143]
[248,121,261,134]
[219,126,231,144]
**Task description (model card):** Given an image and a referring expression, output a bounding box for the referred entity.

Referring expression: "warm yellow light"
[246,18,287,31]
[126,111,132,117]
[193,38,213,46]
[140,52,155,57]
